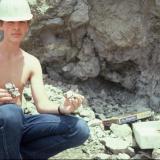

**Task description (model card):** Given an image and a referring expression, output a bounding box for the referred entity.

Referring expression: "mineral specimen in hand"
[5,82,20,98]
[64,90,76,100]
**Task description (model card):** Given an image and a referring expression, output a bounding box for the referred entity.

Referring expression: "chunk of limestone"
[132,121,160,149]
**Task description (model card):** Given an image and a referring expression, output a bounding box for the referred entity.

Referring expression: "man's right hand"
[0,88,13,104]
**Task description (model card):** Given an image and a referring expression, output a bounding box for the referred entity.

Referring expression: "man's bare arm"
[30,57,60,114]
[30,56,84,114]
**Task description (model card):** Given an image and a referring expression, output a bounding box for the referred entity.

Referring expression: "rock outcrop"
[22,0,160,110]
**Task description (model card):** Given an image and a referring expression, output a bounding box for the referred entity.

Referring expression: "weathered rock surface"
[21,0,160,111]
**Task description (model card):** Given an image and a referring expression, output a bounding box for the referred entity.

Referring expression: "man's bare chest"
[0,60,30,90]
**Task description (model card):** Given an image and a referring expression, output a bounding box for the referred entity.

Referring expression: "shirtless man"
[0,0,89,159]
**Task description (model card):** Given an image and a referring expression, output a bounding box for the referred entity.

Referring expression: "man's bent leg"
[0,104,24,159]
[21,114,90,159]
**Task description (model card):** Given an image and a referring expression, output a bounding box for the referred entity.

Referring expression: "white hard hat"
[0,0,33,21]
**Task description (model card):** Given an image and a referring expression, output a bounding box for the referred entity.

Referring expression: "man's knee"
[73,117,90,143]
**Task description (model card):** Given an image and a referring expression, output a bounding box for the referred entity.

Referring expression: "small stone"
[93,153,111,159]
[152,149,160,159]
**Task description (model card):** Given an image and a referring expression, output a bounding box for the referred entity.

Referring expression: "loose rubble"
[21,77,160,160]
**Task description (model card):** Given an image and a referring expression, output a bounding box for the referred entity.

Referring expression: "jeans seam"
[0,126,9,158]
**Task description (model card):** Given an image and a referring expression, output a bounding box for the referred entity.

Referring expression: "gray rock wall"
[23,0,160,111]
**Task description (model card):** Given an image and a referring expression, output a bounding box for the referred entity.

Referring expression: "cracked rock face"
[22,0,160,110]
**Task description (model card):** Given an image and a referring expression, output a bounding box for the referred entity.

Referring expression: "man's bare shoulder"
[22,50,39,63]
[22,50,41,71]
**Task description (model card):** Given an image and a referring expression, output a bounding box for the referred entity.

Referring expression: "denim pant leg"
[0,104,24,160]
[20,114,90,159]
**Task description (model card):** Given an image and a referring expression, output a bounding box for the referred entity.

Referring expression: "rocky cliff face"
[23,0,160,111]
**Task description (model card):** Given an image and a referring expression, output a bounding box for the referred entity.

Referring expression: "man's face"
[1,21,29,43]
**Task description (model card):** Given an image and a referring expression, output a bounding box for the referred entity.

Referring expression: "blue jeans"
[0,104,90,160]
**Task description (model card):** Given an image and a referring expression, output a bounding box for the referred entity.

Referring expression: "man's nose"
[13,22,20,30]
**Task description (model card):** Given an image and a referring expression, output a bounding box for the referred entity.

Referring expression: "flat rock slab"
[132,121,160,149]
